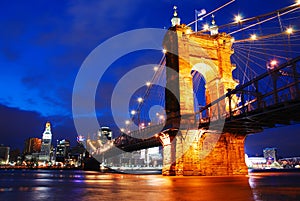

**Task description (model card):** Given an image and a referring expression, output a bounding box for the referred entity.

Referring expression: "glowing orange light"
[286,27,293,34]
[185,29,192,34]
[250,34,257,40]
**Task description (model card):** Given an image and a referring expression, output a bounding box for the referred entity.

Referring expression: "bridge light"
[286,27,293,34]
[231,37,235,43]
[125,120,130,125]
[146,81,151,87]
[270,59,278,66]
[137,97,143,103]
[185,29,192,34]
[267,59,278,70]
[162,48,167,54]
[297,0,300,5]
[131,110,136,115]
[250,34,257,40]
[159,115,165,120]
[153,66,159,72]
[120,128,125,132]
[202,24,209,31]
[234,14,242,23]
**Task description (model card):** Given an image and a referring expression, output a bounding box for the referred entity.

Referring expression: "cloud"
[0,103,78,149]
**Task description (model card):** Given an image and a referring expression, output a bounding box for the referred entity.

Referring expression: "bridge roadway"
[95,56,300,156]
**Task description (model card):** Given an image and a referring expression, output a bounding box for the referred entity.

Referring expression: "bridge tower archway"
[162,25,248,176]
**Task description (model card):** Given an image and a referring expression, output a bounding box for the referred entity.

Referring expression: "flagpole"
[195,10,198,32]
[187,0,235,27]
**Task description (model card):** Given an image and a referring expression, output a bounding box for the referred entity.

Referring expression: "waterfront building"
[39,122,53,161]
[23,137,41,155]
[0,145,10,165]
[55,139,70,162]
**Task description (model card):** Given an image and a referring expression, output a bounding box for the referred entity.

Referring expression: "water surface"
[0,169,299,201]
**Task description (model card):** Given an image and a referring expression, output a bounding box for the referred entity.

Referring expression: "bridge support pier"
[162,130,248,176]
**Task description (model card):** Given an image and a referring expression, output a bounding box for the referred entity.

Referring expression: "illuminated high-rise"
[39,122,53,161]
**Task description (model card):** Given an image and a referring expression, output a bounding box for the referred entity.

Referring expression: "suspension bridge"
[86,2,300,175]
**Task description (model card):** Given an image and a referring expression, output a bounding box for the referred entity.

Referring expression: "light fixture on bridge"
[146,81,151,87]
[234,14,242,23]
[250,34,257,40]
[159,115,165,120]
[137,97,143,103]
[153,66,159,72]
[185,28,192,35]
[120,128,125,132]
[286,27,294,35]
[130,110,136,115]
[267,59,278,70]
[296,0,300,5]
[270,59,278,67]
[125,120,130,125]
[202,23,209,31]
[231,37,235,43]
[162,48,167,54]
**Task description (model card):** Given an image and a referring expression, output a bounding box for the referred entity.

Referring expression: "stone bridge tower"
[162,10,248,176]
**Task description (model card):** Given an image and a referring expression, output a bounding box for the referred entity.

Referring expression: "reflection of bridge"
[89,4,300,176]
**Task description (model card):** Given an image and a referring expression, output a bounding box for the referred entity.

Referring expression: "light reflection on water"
[0,169,299,201]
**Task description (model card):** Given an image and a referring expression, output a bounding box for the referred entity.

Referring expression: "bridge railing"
[196,56,300,123]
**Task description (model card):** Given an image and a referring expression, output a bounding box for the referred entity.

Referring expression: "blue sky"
[0,0,299,157]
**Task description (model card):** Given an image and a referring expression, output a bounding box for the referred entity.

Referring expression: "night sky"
[0,0,299,157]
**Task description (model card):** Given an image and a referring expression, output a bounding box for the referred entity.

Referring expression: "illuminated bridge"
[87,3,300,175]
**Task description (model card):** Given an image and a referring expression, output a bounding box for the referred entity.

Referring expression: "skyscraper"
[39,122,52,161]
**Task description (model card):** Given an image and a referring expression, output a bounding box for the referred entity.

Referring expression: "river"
[0,169,299,201]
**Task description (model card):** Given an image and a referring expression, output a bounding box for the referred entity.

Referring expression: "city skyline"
[0,0,300,157]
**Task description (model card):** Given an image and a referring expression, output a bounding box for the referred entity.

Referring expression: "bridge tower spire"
[162,11,247,176]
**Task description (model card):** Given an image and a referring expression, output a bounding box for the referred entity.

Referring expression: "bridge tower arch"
[162,24,248,176]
